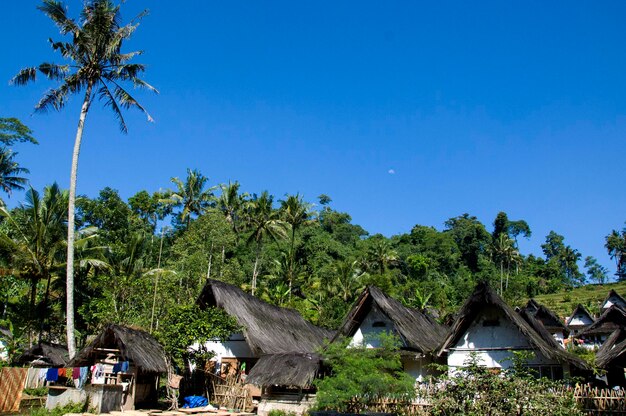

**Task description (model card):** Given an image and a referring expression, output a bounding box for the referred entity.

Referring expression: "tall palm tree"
[164,169,215,229]
[0,148,30,197]
[12,0,156,358]
[245,192,288,295]
[279,194,314,299]
[491,233,520,294]
[218,181,248,241]
[0,184,67,343]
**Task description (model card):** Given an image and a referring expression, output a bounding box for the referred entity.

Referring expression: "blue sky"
[2,1,625,277]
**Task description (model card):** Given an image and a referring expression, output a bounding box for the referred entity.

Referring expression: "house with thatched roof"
[521,299,569,346]
[17,342,69,367]
[602,289,626,311]
[596,328,626,387]
[566,304,595,336]
[575,305,626,349]
[197,279,333,416]
[330,286,448,383]
[53,324,169,413]
[439,283,590,380]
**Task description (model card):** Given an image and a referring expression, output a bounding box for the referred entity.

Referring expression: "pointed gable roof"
[522,299,568,336]
[602,290,626,311]
[439,283,589,370]
[596,328,626,369]
[333,286,448,354]
[566,304,595,327]
[197,279,333,355]
[576,305,626,338]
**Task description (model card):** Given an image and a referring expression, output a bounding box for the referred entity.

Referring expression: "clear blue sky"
[1,1,625,277]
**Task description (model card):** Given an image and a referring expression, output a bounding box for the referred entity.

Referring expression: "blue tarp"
[182,396,208,408]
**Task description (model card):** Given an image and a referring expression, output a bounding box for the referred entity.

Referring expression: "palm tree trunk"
[66,82,93,359]
[252,242,261,295]
[39,273,52,344]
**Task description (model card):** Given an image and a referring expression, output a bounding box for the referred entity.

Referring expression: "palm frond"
[38,63,70,81]
[97,83,127,133]
[37,0,79,35]
[110,83,154,122]
[10,68,37,86]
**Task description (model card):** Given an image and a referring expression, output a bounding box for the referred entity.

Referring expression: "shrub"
[313,333,416,412]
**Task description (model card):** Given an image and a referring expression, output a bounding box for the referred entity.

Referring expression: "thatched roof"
[69,324,168,373]
[596,328,626,369]
[602,289,626,310]
[522,299,568,337]
[439,283,590,371]
[246,352,321,388]
[566,304,595,328]
[333,286,448,354]
[197,279,333,355]
[576,305,626,338]
[17,342,69,367]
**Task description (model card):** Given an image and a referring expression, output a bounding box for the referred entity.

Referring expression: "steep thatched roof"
[576,305,626,338]
[246,352,321,388]
[522,299,568,336]
[602,290,626,310]
[197,279,333,355]
[17,342,69,367]
[566,304,595,328]
[596,328,626,369]
[69,324,168,373]
[439,283,590,371]
[333,286,448,354]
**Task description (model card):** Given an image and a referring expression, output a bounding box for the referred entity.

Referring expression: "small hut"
[521,299,569,346]
[331,286,448,382]
[17,342,69,367]
[575,305,626,349]
[439,283,590,380]
[58,324,168,412]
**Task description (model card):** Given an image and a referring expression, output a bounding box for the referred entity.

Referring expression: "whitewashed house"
[566,304,595,336]
[575,305,626,349]
[332,286,448,383]
[602,290,626,311]
[439,283,590,380]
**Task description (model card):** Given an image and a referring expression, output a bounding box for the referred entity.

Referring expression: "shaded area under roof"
[69,324,168,373]
[576,305,626,338]
[246,352,321,388]
[333,286,448,354]
[596,328,626,369]
[197,279,333,355]
[522,299,568,336]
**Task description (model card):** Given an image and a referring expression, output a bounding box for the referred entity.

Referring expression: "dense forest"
[1,117,625,359]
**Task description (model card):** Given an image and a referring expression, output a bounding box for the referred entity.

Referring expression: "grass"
[531,280,626,319]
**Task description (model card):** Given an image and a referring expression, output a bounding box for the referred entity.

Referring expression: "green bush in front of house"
[313,333,416,412]
[429,352,584,416]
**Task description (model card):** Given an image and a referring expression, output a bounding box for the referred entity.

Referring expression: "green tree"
[584,256,609,285]
[444,213,491,273]
[245,192,288,295]
[606,225,626,281]
[0,118,37,146]
[164,169,215,229]
[12,0,157,358]
[0,148,30,197]
[217,181,248,242]
[128,190,172,233]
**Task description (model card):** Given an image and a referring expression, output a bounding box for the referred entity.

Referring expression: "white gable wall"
[603,295,626,310]
[193,333,256,360]
[349,305,401,349]
[448,306,564,374]
[568,313,594,327]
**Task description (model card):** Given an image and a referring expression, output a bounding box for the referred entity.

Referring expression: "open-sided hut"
[575,305,626,349]
[197,280,333,416]
[602,289,626,311]
[331,285,448,383]
[439,283,590,380]
[596,328,626,387]
[17,342,69,367]
[61,324,168,412]
[521,299,569,346]
[566,304,595,336]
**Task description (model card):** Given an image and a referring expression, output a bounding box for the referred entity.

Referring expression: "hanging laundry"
[72,367,80,379]
[112,362,122,373]
[38,367,48,382]
[91,363,105,384]
[78,367,88,389]
[120,361,129,372]
[46,368,58,382]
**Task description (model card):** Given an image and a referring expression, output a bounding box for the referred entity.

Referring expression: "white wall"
[349,305,402,349]
[447,306,562,373]
[603,296,626,310]
[568,314,594,327]
[403,356,439,383]
[0,340,7,361]
[192,333,255,360]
